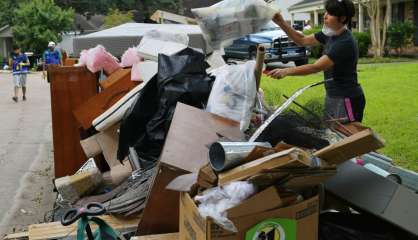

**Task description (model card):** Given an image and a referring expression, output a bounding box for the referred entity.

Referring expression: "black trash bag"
[255,114,329,150]
[319,212,413,240]
[118,48,214,161]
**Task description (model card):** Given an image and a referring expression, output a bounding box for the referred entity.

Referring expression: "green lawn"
[261,62,418,171]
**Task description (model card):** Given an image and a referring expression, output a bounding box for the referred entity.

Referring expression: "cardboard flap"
[166,173,198,192]
[227,186,283,218]
[218,148,311,185]
[179,192,207,240]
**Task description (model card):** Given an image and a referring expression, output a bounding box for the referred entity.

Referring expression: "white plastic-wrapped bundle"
[136,30,189,61]
[192,0,278,50]
[206,61,257,132]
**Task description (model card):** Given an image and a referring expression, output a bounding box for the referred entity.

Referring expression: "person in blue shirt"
[42,41,62,80]
[9,45,30,102]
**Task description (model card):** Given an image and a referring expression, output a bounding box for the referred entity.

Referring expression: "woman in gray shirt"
[269,0,365,123]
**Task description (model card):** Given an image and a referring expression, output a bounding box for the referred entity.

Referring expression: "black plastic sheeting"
[117,48,214,162]
[319,212,418,240]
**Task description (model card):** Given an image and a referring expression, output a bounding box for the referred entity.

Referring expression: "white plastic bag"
[136,30,189,61]
[195,181,256,232]
[192,0,278,50]
[206,61,257,132]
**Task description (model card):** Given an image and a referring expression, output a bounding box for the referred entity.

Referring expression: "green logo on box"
[245,218,296,240]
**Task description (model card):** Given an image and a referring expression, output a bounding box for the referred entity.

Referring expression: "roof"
[0,25,12,38]
[74,13,104,32]
[73,23,207,57]
[288,0,323,11]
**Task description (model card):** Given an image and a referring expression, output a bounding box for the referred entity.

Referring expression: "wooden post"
[254,45,266,90]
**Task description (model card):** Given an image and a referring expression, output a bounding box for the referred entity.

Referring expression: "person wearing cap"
[9,44,30,102]
[269,0,365,123]
[42,41,62,80]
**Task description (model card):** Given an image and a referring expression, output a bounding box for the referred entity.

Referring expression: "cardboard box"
[179,191,319,240]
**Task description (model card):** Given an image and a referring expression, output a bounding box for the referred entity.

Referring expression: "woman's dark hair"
[325,0,355,28]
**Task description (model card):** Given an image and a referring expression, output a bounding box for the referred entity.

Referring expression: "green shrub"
[303,26,323,58]
[353,31,371,57]
[387,21,416,56]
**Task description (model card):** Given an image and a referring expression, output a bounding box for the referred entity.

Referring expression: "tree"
[104,9,134,28]
[0,0,22,25]
[12,0,74,55]
[387,21,417,56]
[359,0,391,57]
[55,0,181,19]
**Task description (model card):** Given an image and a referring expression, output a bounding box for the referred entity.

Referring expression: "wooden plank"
[314,129,385,165]
[49,66,98,177]
[4,231,29,239]
[131,233,179,240]
[74,72,138,130]
[101,68,132,89]
[218,148,311,186]
[28,214,141,240]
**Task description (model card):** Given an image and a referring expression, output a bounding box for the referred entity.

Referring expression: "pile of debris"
[5,0,418,239]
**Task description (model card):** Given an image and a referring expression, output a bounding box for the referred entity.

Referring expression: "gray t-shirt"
[314,30,363,97]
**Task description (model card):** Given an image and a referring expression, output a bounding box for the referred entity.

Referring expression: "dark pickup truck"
[223,28,309,66]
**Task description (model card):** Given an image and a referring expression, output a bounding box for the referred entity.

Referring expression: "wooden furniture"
[49,66,98,177]
[64,58,78,66]
[73,73,139,130]
[100,68,132,89]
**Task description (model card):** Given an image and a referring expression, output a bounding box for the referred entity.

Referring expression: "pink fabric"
[86,45,121,75]
[77,50,89,66]
[131,62,142,81]
[344,98,355,122]
[121,48,142,68]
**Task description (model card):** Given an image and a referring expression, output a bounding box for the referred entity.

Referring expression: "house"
[271,0,310,25]
[58,13,105,56]
[288,0,418,45]
[150,10,197,24]
[0,25,13,63]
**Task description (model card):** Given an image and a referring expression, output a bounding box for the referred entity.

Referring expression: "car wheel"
[295,59,309,66]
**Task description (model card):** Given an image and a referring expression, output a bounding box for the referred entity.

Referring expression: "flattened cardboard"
[314,129,384,165]
[179,192,318,240]
[218,148,311,186]
[95,123,121,168]
[160,103,244,173]
[80,135,101,158]
[325,161,418,236]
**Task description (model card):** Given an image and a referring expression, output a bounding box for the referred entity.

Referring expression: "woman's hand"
[267,68,288,80]
[273,12,285,24]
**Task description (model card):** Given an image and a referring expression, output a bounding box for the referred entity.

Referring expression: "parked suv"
[223,26,308,66]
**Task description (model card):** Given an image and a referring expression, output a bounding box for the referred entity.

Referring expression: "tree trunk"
[362,0,391,58]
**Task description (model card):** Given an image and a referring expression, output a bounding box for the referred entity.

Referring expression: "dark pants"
[325,94,366,123]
